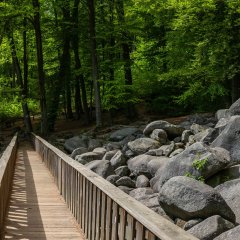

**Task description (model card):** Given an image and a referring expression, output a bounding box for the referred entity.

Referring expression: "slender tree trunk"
[66,79,73,119]
[115,0,135,118]
[9,31,33,133]
[48,1,72,130]
[88,0,102,127]
[116,0,132,85]
[74,78,83,119]
[23,18,28,96]
[232,76,240,103]
[72,0,90,123]
[32,0,48,136]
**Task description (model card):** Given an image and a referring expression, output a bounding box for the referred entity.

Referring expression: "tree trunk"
[115,0,135,118]
[32,0,48,136]
[66,79,73,119]
[232,76,240,103]
[74,78,83,119]
[116,0,132,85]
[48,1,72,130]
[88,0,102,127]
[9,31,33,133]
[72,0,90,123]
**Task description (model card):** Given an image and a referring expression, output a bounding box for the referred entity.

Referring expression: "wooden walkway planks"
[3,142,85,240]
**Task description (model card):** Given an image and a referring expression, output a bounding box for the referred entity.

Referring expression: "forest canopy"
[0,0,239,135]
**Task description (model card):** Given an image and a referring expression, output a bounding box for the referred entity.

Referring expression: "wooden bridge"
[0,134,198,240]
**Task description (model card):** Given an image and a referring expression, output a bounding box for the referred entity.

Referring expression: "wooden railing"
[0,134,18,238]
[32,134,198,240]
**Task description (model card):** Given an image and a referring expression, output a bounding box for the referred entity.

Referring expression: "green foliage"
[102,80,139,111]
[184,153,208,182]
[192,154,208,171]
[0,97,22,122]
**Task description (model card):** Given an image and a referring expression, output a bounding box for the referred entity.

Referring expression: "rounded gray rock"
[158,176,236,223]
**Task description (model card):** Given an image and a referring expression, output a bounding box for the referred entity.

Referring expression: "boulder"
[158,142,175,157]
[85,160,114,178]
[109,127,139,141]
[229,98,240,116]
[207,165,240,187]
[136,175,150,188]
[213,225,240,240]
[88,139,102,151]
[158,176,236,222]
[116,176,135,188]
[118,186,134,194]
[102,150,118,160]
[106,175,120,185]
[184,219,203,231]
[129,188,154,199]
[181,130,193,143]
[124,150,135,159]
[70,147,88,159]
[187,215,235,240]
[93,147,106,156]
[128,154,166,177]
[146,157,168,177]
[64,136,88,153]
[143,120,184,138]
[150,129,168,144]
[152,142,230,192]
[193,128,219,145]
[215,118,230,132]
[215,179,240,224]
[110,150,126,169]
[115,166,130,177]
[129,188,163,210]
[216,109,230,120]
[211,116,240,165]
[75,152,102,164]
[146,148,163,156]
[169,148,184,158]
[190,123,208,134]
[128,138,161,155]
[105,142,121,151]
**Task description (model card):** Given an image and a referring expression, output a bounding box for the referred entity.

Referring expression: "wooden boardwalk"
[3,142,85,240]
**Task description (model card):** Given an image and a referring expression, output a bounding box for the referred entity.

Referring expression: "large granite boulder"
[85,160,114,178]
[136,175,150,188]
[75,152,103,164]
[128,154,167,177]
[70,147,88,159]
[215,109,230,120]
[106,175,120,185]
[215,179,240,224]
[88,139,102,151]
[152,142,230,192]
[187,215,235,240]
[128,138,161,155]
[150,129,168,144]
[64,136,88,153]
[229,98,240,116]
[207,165,240,187]
[211,116,240,165]
[214,225,240,240]
[143,120,184,138]
[146,157,169,177]
[109,127,139,141]
[115,166,130,177]
[110,150,126,169]
[158,176,236,222]
[116,176,135,188]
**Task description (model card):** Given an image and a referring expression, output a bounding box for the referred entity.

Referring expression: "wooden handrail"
[0,134,18,239]
[32,133,198,240]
